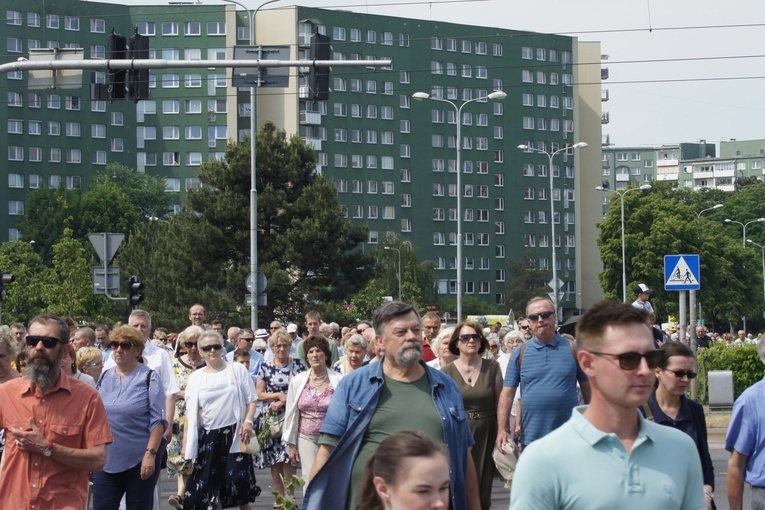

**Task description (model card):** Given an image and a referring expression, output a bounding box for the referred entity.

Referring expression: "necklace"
[459,360,480,384]
[183,355,203,367]
[310,369,328,387]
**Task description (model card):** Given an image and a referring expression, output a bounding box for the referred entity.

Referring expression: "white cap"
[286,323,298,333]
[255,328,269,339]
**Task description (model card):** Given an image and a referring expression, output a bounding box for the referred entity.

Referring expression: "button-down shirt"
[302,359,474,510]
[726,377,765,487]
[0,372,113,510]
[225,348,264,384]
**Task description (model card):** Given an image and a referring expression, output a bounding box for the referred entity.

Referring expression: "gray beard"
[26,356,60,389]
[395,341,422,368]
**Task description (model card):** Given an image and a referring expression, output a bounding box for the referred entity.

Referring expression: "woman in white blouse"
[182,330,260,510]
[283,335,342,484]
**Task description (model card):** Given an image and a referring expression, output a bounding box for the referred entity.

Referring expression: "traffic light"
[107,29,128,100]
[0,273,14,303]
[129,31,150,101]
[127,275,144,309]
[309,33,331,101]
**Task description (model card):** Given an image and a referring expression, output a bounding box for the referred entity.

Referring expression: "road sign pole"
[679,290,686,344]
[690,289,698,401]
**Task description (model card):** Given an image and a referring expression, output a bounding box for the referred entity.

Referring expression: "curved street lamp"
[412,90,507,322]
[518,142,587,316]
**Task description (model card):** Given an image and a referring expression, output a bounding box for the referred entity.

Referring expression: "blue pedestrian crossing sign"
[664,254,701,291]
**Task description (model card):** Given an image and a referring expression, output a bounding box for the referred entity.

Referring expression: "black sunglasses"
[26,335,65,348]
[459,333,482,342]
[520,325,531,330]
[200,344,223,352]
[255,348,266,353]
[239,337,255,342]
[183,341,198,349]
[109,341,133,351]
[662,368,697,380]
[527,311,555,321]
[589,350,663,370]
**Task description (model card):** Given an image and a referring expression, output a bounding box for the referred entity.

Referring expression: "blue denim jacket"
[302,358,474,510]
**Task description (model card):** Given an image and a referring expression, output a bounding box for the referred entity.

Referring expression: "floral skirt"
[183,423,261,510]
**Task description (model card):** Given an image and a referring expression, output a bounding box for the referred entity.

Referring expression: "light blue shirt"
[97,364,167,473]
[225,348,264,384]
[510,406,705,510]
[726,377,765,487]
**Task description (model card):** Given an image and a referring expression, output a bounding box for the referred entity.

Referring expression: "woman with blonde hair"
[60,342,96,387]
[77,346,104,381]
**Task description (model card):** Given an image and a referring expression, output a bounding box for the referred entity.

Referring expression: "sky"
[95,0,765,148]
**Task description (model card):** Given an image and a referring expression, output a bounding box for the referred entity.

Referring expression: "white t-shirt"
[104,340,180,396]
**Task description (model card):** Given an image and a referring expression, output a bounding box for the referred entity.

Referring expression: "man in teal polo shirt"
[510,301,705,509]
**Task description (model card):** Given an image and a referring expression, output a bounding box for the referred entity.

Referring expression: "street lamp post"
[223,0,281,330]
[384,246,402,300]
[595,184,652,302]
[412,90,507,322]
[747,239,765,318]
[725,217,765,247]
[518,142,588,316]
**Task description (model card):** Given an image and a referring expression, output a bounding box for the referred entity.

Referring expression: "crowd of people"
[3,294,764,509]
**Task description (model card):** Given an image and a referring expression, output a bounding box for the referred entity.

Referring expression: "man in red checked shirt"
[0,314,112,510]
[421,311,441,362]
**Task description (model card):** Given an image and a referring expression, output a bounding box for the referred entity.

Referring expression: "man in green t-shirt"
[304,301,480,510]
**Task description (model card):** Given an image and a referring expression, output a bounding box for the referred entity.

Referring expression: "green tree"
[90,163,172,220]
[18,185,80,262]
[503,250,552,316]
[351,279,387,318]
[79,179,141,236]
[596,183,762,328]
[48,228,105,321]
[186,122,375,323]
[0,241,57,324]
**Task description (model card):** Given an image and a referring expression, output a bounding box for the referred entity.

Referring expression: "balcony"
[304,137,322,151]
[299,111,321,125]
[693,170,713,180]
[298,86,310,99]
[615,173,630,182]
[601,67,609,80]
[656,173,679,182]
[713,169,735,178]
[601,112,610,124]
[657,158,679,167]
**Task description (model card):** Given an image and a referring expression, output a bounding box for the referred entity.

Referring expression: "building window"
[207,22,226,35]
[9,201,24,215]
[161,21,178,36]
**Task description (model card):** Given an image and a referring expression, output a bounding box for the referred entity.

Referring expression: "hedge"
[696,343,764,404]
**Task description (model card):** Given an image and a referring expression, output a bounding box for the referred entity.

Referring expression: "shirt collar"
[570,405,655,448]
[530,333,564,350]
[372,357,442,389]
[18,369,70,397]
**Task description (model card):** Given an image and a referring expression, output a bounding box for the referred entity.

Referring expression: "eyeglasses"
[270,327,280,331]
[662,368,697,380]
[589,350,663,371]
[86,361,103,367]
[489,344,499,350]
[26,336,65,348]
[459,333,482,342]
[239,337,255,342]
[255,349,266,353]
[183,341,198,349]
[527,311,555,322]
[200,344,223,352]
[520,325,531,331]
[109,341,133,351]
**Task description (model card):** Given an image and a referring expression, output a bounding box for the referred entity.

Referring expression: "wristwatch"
[145,448,158,455]
[43,441,54,457]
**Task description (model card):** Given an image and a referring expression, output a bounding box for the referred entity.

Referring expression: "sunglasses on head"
[663,368,697,380]
[200,344,223,352]
[26,335,65,348]
[458,333,482,342]
[109,341,133,351]
[527,311,555,321]
[589,350,663,371]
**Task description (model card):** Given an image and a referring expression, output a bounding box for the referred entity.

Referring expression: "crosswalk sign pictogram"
[664,255,701,291]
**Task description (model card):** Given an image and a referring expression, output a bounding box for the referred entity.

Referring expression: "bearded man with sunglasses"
[0,314,113,509]
[496,297,591,452]
[510,301,705,510]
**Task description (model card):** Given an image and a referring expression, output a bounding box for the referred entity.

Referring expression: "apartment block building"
[2,1,603,310]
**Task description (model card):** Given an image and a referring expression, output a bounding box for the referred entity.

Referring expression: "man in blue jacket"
[303,301,480,510]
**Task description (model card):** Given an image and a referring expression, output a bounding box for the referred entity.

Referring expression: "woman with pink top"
[283,335,343,484]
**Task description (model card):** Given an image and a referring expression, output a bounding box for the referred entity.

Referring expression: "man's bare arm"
[495,386,517,453]
[727,449,748,510]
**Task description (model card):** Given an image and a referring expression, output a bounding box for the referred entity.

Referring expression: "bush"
[697,343,764,404]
